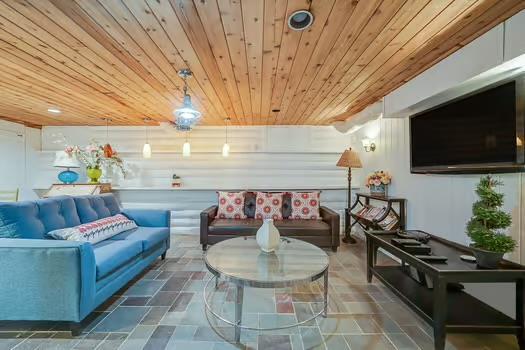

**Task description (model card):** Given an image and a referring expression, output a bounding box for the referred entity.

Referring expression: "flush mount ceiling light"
[287,10,314,31]
[173,69,201,131]
[47,107,61,114]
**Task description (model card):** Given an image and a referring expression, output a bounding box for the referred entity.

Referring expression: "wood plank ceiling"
[0,0,523,127]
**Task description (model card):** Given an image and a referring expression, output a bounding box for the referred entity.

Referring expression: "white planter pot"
[256,219,281,253]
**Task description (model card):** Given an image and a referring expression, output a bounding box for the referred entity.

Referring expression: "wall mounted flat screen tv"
[410,76,525,174]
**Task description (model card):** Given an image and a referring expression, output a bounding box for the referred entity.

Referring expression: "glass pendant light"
[142,117,152,158]
[174,69,201,130]
[222,117,230,157]
[182,131,191,157]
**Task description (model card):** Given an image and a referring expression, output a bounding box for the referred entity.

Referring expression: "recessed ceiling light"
[47,108,61,114]
[288,10,314,31]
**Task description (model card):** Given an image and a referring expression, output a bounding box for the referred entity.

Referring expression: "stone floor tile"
[122,296,151,306]
[385,332,420,350]
[93,306,150,333]
[161,276,190,292]
[147,291,179,306]
[257,334,292,350]
[345,302,384,315]
[140,306,170,326]
[71,332,107,349]
[142,325,176,350]
[124,280,165,297]
[293,303,315,326]
[164,340,215,350]
[118,325,156,350]
[170,292,195,312]
[344,334,396,350]
[317,316,361,334]
[94,296,125,312]
[97,333,128,350]
[171,325,198,340]
[323,334,351,350]
[11,332,55,350]
[300,327,326,350]
[0,331,31,350]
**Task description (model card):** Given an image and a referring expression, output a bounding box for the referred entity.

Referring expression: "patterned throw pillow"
[290,191,321,220]
[216,191,247,219]
[47,214,137,244]
[255,192,284,220]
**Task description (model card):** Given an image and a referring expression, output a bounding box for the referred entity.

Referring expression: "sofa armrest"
[0,238,96,322]
[200,205,218,247]
[320,206,340,248]
[122,209,171,228]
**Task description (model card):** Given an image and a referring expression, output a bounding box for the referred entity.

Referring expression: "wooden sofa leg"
[202,244,208,251]
[332,246,338,253]
[70,322,83,337]
[161,252,167,260]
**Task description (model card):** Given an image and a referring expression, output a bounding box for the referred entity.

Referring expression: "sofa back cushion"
[245,192,292,219]
[74,194,121,223]
[0,196,81,239]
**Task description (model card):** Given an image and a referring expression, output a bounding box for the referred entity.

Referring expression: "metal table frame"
[204,243,329,342]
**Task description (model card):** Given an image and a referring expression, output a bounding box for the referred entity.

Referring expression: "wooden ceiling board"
[331,0,515,122]
[0,0,523,127]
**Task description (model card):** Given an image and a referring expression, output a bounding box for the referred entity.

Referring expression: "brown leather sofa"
[200,192,340,252]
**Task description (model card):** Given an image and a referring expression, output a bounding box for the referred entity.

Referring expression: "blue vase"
[58,169,79,184]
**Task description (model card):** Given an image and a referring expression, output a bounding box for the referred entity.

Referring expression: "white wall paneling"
[0,120,40,201]
[37,125,354,235]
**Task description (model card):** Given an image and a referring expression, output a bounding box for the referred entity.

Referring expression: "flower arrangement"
[65,141,126,176]
[365,171,392,187]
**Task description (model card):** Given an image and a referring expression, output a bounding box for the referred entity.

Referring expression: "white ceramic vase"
[256,219,281,253]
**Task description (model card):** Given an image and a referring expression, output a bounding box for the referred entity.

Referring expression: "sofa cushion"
[74,194,121,224]
[93,239,143,280]
[0,196,81,239]
[289,191,321,220]
[245,192,292,219]
[274,220,330,236]
[48,214,137,244]
[255,192,284,220]
[216,191,247,219]
[109,226,169,251]
[208,218,330,237]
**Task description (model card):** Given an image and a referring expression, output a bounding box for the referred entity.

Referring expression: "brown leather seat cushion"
[208,218,330,236]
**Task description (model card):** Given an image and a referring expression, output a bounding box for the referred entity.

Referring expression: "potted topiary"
[466,175,516,269]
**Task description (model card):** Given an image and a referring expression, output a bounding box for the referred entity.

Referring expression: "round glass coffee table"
[204,236,329,342]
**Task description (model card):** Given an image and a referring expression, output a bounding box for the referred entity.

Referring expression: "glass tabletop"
[204,236,329,287]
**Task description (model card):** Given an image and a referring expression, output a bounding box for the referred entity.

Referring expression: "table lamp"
[336,148,362,244]
[53,151,80,184]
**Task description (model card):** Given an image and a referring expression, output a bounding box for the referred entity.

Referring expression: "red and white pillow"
[216,191,247,219]
[290,191,321,220]
[47,214,137,244]
[255,192,284,220]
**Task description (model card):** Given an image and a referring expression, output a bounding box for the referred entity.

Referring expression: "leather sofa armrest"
[320,206,340,250]
[200,205,218,249]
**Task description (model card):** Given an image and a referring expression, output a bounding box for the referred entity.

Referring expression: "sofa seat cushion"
[93,240,143,280]
[109,227,169,252]
[208,219,330,236]
[275,220,330,236]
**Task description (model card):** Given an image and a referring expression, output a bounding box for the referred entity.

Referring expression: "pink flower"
[373,179,381,186]
[64,146,74,154]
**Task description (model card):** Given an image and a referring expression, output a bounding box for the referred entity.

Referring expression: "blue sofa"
[0,194,170,329]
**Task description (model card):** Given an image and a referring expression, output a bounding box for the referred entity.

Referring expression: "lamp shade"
[182,141,191,157]
[336,148,362,168]
[142,143,152,158]
[53,151,80,168]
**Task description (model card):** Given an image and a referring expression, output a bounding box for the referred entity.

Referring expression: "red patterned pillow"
[216,191,247,219]
[255,192,283,220]
[290,191,321,220]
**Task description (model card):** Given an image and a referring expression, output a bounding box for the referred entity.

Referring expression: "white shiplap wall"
[37,125,355,234]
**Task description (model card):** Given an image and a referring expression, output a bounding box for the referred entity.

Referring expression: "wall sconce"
[362,138,376,152]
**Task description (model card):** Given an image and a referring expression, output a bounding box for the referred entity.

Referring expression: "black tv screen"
[410,79,524,174]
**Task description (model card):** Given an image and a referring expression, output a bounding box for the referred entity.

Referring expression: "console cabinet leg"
[433,279,447,350]
[366,238,376,283]
[516,279,525,349]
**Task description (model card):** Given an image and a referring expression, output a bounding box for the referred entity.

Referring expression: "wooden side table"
[366,230,525,350]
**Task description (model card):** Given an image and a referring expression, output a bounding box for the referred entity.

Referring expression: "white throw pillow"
[48,214,137,244]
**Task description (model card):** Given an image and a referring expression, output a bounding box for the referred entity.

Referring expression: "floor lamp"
[336,148,362,244]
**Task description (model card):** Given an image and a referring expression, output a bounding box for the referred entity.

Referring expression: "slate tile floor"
[0,235,520,350]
